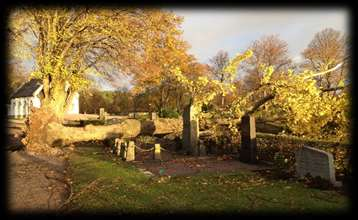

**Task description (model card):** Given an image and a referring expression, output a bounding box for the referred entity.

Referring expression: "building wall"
[9,97,31,118]
[9,93,80,117]
[32,96,41,108]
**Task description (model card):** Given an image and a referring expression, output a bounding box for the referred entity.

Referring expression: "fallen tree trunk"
[140,118,183,136]
[22,107,142,155]
[46,119,141,147]
[22,106,184,156]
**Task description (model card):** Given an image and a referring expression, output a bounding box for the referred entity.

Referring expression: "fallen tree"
[141,118,183,136]
[21,107,183,155]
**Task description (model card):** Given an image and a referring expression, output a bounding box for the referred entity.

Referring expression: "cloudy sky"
[168,8,348,64]
[18,8,349,90]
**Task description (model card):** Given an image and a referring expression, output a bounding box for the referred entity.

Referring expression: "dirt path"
[7,147,70,213]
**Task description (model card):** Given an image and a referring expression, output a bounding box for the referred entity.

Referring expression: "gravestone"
[99,108,106,121]
[115,138,123,156]
[295,146,341,186]
[126,141,135,161]
[239,115,257,164]
[154,144,161,160]
[232,143,238,154]
[182,104,199,156]
[119,142,127,160]
[199,140,207,156]
[150,112,157,120]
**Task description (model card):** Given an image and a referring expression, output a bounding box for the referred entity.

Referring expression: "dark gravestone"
[240,115,257,163]
[115,138,123,156]
[119,142,127,160]
[182,104,199,156]
[199,140,207,156]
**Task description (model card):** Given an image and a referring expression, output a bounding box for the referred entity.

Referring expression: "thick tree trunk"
[22,105,182,156]
[21,106,63,156]
[221,93,225,107]
[45,119,142,147]
[22,82,73,156]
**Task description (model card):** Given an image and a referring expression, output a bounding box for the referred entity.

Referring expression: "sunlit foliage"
[229,64,350,141]
[8,8,186,117]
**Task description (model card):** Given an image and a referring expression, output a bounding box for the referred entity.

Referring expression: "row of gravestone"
[112,138,162,161]
[182,104,342,187]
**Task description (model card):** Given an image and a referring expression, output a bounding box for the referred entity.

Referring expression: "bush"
[256,135,351,179]
[159,108,180,118]
[302,174,332,190]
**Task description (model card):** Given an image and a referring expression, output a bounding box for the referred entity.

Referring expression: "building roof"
[11,79,43,99]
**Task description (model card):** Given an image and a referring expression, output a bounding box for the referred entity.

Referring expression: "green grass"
[64,143,350,214]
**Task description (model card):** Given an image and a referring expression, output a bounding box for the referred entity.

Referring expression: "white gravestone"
[126,141,135,161]
[99,108,105,121]
[295,146,341,187]
[150,112,157,120]
[154,144,161,160]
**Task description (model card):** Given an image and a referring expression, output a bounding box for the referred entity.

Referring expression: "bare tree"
[240,35,292,93]
[302,28,349,90]
[209,50,230,106]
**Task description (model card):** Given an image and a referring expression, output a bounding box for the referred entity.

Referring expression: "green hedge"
[255,132,351,179]
[159,108,180,118]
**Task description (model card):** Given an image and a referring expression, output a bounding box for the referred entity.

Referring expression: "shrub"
[159,108,180,118]
[256,134,351,179]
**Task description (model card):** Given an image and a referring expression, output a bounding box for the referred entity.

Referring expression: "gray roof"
[11,79,42,98]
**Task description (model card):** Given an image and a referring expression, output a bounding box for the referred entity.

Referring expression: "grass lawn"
[63,143,350,214]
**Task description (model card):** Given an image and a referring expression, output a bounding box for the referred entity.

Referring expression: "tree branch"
[245,93,276,115]
[320,85,347,92]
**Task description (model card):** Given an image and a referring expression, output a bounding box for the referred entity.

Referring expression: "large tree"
[8,7,189,153]
[240,35,292,93]
[209,50,230,107]
[9,7,183,118]
[129,11,209,113]
[302,28,349,90]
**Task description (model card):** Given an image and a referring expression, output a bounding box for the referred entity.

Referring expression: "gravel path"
[7,149,70,213]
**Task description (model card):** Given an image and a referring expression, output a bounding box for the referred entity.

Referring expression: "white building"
[8,79,79,118]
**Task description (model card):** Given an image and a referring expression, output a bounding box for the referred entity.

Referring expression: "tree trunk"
[45,119,142,147]
[221,93,225,107]
[21,106,63,156]
[22,82,73,156]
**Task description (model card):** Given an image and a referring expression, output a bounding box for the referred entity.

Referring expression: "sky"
[19,8,348,91]
[168,8,348,64]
